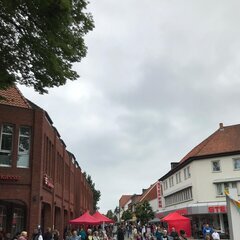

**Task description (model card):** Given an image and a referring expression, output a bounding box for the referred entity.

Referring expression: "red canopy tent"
[69,211,101,225]
[161,212,191,237]
[92,211,114,223]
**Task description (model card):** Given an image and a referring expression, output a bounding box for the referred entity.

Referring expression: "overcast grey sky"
[19,1,240,213]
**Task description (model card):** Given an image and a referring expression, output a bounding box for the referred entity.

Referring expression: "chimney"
[171,162,179,169]
[219,123,224,131]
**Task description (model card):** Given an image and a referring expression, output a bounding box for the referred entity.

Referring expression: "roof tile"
[0,86,31,109]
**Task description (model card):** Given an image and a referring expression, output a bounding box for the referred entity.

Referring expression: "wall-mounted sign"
[157,181,162,208]
[43,174,54,189]
[0,175,20,181]
[208,206,226,213]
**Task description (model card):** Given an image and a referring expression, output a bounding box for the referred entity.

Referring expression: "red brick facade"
[0,87,94,238]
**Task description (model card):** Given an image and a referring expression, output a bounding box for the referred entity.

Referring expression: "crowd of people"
[0,227,60,240]
[0,222,221,240]
[116,222,221,240]
[117,223,188,240]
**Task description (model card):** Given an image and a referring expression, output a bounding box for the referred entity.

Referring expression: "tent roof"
[148,217,161,223]
[69,211,101,225]
[92,211,114,223]
[161,212,190,222]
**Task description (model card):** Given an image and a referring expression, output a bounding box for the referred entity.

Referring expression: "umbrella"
[148,217,161,223]
[92,211,114,223]
[69,211,101,225]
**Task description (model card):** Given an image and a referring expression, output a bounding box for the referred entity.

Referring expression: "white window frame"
[17,126,31,168]
[233,158,240,170]
[184,166,191,179]
[176,171,181,184]
[169,176,174,187]
[215,182,239,196]
[0,124,13,167]
[164,180,168,190]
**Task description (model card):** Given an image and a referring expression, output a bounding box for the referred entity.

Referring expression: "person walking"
[18,232,28,240]
[32,229,43,240]
[70,231,80,240]
[179,230,187,240]
[212,229,220,240]
[43,228,52,240]
[169,227,179,240]
[155,226,163,240]
[117,225,124,240]
[202,224,213,240]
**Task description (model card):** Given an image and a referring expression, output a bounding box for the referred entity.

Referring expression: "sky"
[18,0,240,213]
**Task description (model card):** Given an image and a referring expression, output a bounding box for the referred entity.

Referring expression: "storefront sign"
[43,174,54,189]
[208,206,226,213]
[175,208,188,215]
[0,175,20,181]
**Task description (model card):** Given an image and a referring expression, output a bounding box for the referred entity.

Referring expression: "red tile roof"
[180,123,240,163]
[160,123,240,180]
[139,182,158,202]
[0,86,31,109]
[119,195,132,208]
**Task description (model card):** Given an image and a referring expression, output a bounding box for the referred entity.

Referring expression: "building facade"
[158,123,240,238]
[0,87,94,237]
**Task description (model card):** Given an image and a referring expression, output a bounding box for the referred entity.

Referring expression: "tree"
[0,0,94,93]
[106,210,114,220]
[121,209,132,222]
[135,201,154,224]
[83,172,101,211]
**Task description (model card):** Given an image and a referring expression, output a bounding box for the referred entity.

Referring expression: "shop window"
[17,126,31,168]
[13,208,24,234]
[233,159,240,170]
[0,124,13,167]
[0,206,7,229]
[212,160,221,172]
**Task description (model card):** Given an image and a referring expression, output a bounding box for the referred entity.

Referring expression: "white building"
[158,123,240,238]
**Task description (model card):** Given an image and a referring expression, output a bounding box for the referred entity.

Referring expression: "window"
[176,172,181,184]
[216,183,223,195]
[0,124,13,167]
[169,176,174,187]
[13,208,24,233]
[165,187,193,206]
[163,180,168,190]
[0,206,7,229]
[184,166,191,179]
[233,159,240,170]
[215,182,239,196]
[17,126,31,168]
[212,160,221,172]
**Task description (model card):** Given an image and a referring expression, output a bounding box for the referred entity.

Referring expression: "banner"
[225,190,240,214]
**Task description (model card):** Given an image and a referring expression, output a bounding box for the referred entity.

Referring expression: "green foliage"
[121,209,132,221]
[83,171,101,211]
[135,201,154,224]
[0,0,94,93]
[106,210,114,219]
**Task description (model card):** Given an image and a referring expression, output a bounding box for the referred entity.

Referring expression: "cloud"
[19,0,240,213]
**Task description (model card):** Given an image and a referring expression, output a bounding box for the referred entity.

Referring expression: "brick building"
[0,87,94,237]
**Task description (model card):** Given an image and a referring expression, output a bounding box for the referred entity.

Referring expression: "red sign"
[176,208,188,215]
[43,174,54,189]
[208,206,226,213]
[0,175,20,181]
[157,181,162,208]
